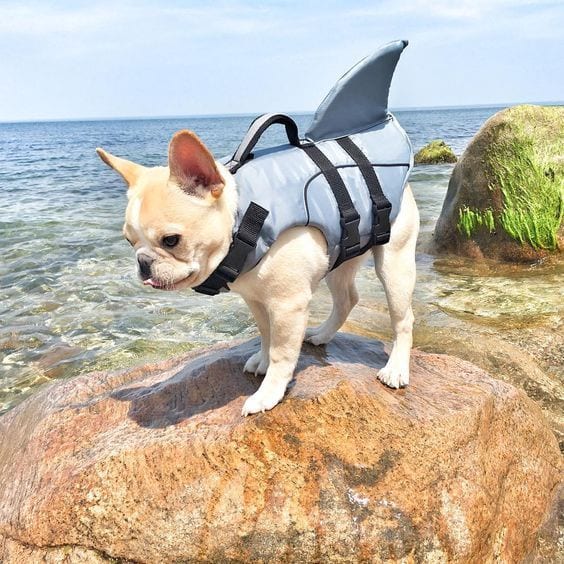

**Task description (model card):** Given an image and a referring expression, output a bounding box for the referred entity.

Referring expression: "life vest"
[194,40,413,296]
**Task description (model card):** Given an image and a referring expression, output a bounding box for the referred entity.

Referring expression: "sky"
[0,0,563,122]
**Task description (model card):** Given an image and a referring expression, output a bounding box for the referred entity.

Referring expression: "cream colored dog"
[96,130,419,416]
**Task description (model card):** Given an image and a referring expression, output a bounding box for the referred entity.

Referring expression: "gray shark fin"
[305,40,408,142]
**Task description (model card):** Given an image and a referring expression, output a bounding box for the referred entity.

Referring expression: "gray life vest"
[194,40,413,296]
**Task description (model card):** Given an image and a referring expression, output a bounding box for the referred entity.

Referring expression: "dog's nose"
[137,254,154,280]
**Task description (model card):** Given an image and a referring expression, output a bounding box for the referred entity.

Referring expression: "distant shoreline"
[1,101,562,126]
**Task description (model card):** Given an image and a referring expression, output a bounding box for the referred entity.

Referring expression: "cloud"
[349,0,563,20]
[2,1,561,46]
[0,0,561,120]
[346,0,564,43]
[0,1,276,37]
[0,3,116,35]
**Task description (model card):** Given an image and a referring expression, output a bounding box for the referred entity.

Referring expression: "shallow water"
[1,108,562,442]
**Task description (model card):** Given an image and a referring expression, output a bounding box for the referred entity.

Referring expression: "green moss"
[414,139,457,164]
[485,106,564,250]
[457,207,496,237]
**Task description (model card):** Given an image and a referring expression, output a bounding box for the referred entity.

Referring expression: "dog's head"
[96,131,236,290]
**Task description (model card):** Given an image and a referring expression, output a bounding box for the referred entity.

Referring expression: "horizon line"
[1,100,562,125]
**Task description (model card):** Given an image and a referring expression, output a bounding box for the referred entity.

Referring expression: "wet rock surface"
[0,334,561,563]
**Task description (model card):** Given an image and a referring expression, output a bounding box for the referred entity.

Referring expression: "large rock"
[434,105,564,262]
[0,334,561,563]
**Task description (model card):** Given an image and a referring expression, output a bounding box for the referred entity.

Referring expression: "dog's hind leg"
[373,185,419,389]
[305,254,365,345]
[243,299,270,376]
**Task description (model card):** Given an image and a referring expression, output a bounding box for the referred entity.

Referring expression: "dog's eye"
[162,234,181,248]
[125,237,134,247]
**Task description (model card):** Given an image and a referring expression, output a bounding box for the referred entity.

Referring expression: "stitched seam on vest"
[303,162,411,226]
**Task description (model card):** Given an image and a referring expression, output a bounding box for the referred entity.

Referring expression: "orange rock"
[0,334,561,562]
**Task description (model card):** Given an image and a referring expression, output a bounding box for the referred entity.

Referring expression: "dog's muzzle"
[137,254,154,280]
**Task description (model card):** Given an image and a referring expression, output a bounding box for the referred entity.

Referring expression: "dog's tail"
[305,40,408,143]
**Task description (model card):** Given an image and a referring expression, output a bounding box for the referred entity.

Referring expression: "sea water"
[1,107,562,419]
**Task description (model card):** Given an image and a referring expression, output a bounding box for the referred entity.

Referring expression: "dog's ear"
[96,148,145,188]
[168,130,224,198]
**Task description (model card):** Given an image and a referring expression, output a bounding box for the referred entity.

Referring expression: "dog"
[96,129,419,416]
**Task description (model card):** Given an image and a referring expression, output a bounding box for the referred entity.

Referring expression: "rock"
[414,139,457,164]
[0,334,560,563]
[434,105,564,262]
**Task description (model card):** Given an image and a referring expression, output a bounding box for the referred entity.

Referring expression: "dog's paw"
[241,388,284,416]
[377,362,409,389]
[243,352,268,376]
[304,327,335,346]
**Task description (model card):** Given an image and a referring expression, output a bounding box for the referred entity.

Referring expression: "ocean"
[1,106,562,414]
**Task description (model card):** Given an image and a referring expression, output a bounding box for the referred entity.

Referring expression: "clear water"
[1,108,562,439]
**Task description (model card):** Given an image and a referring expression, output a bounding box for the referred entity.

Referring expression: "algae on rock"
[435,105,564,262]
[458,207,496,238]
[482,108,564,250]
[414,139,457,164]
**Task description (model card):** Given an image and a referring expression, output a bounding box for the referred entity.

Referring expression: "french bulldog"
[96,130,419,415]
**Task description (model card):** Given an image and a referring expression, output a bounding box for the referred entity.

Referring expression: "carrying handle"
[227,113,301,173]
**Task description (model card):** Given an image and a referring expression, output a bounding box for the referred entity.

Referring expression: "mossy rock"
[414,139,457,164]
[434,105,564,262]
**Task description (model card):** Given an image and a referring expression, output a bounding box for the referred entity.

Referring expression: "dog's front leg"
[243,298,270,376]
[242,296,310,416]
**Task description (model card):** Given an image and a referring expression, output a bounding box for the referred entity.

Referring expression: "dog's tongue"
[143,278,163,288]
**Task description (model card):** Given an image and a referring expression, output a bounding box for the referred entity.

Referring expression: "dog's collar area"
[193,202,269,296]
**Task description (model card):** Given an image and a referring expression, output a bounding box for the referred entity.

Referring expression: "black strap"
[195,129,392,296]
[300,143,361,264]
[336,137,392,245]
[226,113,301,173]
[193,202,269,296]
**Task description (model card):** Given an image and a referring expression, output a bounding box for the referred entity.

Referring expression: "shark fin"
[305,40,408,142]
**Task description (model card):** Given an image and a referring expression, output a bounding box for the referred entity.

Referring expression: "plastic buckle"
[341,215,361,247]
[372,203,391,244]
[343,243,361,259]
[215,264,239,283]
[234,232,257,250]
[340,215,361,258]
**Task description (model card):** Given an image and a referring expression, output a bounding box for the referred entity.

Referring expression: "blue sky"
[1,0,562,121]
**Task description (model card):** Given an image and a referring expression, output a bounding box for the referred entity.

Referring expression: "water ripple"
[1,108,561,414]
